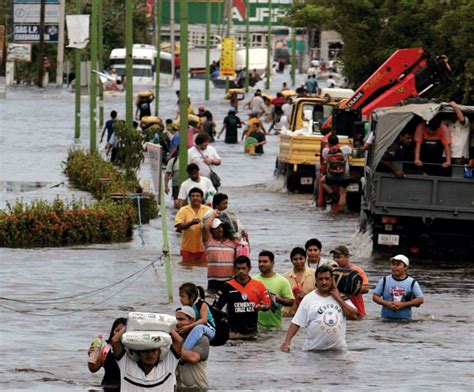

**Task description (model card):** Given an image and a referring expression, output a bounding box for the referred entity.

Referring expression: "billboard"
[13,0,60,43]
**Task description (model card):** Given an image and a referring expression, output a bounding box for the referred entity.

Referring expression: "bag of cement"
[121,331,172,350]
[127,312,177,333]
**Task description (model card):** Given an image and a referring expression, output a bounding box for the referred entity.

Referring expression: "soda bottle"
[88,333,104,364]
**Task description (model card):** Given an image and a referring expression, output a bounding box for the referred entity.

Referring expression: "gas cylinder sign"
[14,24,59,42]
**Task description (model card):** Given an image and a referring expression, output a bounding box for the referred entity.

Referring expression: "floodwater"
[1,73,473,391]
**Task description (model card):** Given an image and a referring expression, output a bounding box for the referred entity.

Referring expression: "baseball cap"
[175,306,196,320]
[211,218,223,229]
[330,245,350,256]
[390,254,409,266]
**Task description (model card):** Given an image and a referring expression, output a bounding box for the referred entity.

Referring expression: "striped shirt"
[205,237,238,282]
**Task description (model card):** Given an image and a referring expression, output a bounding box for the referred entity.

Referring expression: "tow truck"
[276,48,453,210]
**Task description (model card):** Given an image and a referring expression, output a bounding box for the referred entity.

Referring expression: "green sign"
[161,0,292,26]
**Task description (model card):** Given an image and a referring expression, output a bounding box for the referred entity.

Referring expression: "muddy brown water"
[1,81,473,391]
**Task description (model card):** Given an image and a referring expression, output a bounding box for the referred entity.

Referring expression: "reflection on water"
[1,80,473,391]
[0,180,51,193]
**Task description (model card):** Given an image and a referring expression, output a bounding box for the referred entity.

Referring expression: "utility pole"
[265,0,272,90]
[56,0,65,87]
[154,0,162,115]
[225,0,231,92]
[244,0,249,92]
[204,0,211,101]
[89,0,98,152]
[291,26,296,87]
[98,0,104,127]
[74,0,81,139]
[125,0,134,128]
[36,0,46,88]
[178,0,189,184]
[170,0,175,83]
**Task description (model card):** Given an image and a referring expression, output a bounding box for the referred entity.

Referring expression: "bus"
[109,44,173,86]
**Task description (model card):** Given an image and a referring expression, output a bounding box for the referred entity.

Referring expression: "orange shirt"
[348,263,368,317]
[414,123,451,146]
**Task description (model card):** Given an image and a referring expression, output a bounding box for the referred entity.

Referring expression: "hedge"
[0,198,135,247]
[64,149,158,220]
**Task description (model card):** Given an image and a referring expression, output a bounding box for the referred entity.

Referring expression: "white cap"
[390,254,409,266]
[211,218,223,229]
[176,306,196,320]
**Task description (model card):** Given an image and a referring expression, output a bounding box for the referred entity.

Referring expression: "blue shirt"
[374,275,424,320]
[104,119,115,142]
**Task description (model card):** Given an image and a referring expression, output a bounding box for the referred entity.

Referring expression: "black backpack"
[196,299,229,347]
[333,268,363,296]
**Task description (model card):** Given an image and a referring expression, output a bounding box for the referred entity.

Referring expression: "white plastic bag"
[127,312,177,333]
[121,331,172,350]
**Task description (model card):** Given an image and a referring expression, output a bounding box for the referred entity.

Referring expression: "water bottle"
[88,333,104,364]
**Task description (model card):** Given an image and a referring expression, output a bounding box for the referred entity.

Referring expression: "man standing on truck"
[446,100,470,165]
[373,255,424,320]
[414,117,451,176]
[321,135,352,212]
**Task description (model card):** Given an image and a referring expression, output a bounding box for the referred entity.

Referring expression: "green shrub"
[64,149,158,221]
[0,198,135,248]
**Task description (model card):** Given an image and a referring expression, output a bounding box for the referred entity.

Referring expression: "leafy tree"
[287,0,472,103]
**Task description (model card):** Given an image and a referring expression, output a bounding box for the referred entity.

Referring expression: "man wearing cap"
[175,306,210,391]
[202,209,240,293]
[373,255,424,320]
[175,187,211,264]
[330,245,369,318]
[111,322,182,391]
[218,109,242,144]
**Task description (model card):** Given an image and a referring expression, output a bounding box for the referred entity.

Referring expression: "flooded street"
[1,74,473,391]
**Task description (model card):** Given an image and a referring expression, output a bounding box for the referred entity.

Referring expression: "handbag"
[209,170,221,189]
[197,148,221,189]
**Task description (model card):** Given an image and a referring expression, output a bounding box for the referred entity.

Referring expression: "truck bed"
[373,171,474,220]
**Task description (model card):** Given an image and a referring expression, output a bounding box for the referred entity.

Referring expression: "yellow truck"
[276,95,365,204]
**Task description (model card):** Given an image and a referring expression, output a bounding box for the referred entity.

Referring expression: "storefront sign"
[7,43,32,62]
[14,24,59,42]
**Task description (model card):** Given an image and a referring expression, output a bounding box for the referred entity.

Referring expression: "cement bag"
[127,312,177,333]
[121,331,172,350]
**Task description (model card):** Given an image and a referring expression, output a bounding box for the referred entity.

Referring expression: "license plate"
[347,183,359,192]
[300,177,313,185]
[378,234,399,246]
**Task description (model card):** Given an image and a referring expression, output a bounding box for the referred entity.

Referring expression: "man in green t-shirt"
[253,250,294,328]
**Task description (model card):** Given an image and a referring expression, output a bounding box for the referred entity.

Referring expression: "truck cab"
[361,103,474,260]
[276,93,362,193]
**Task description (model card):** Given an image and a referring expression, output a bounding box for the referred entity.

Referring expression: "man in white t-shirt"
[447,101,470,165]
[280,265,358,351]
[177,163,216,208]
[111,324,183,392]
[188,132,221,179]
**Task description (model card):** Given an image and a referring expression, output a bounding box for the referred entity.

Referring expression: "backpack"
[332,268,363,296]
[381,275,420,305]
[196,299,229,347]
[326,145,347,177]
